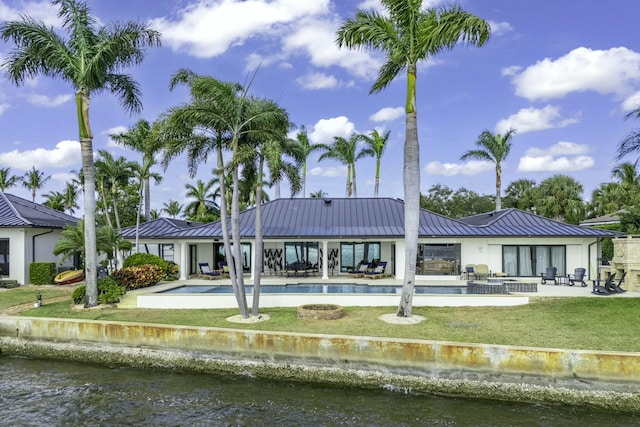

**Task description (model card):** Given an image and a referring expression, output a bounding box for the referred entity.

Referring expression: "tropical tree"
[1,0,161,307]
[294,125,323,198]
[62,181,80,215]
[150,209,160,219]
[588,182,627,218]
[22,166,51,202]
[503,179,538,212]
[162,200,183,219]
[318,133,361,197]
[0,167,21,192]
[460,129,516,211]
[310,189,327,198]
[617,106,640,162]
[95,150,135,232]
[358,129,390,197]
[537,174,585,224]
[184,179,218,222]
[43,190,66,211]
[131,157,162,250]
[110,119,163,220]
[337,1,490,317]
[97,224,132,271]
[53,219,87,265]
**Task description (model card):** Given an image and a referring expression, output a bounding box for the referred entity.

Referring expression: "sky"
[1,0,640,215]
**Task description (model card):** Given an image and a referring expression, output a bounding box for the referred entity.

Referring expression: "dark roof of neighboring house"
[458,209,621,237]
[121,217,203,238]
[0,192,78,228]
[579,211,624,227]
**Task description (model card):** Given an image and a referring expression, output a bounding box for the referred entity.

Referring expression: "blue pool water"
[159,284,467,295]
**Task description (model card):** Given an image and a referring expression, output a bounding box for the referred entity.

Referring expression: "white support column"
[322,240,329,280]
[178,241,189,280]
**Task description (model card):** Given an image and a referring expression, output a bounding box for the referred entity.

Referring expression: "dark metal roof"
[162,198,492,239]
[458,209,621,237]
[121,217,203,238]
[0,192,78,228]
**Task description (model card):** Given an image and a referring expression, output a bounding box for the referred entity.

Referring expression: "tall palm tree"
[617,106,640,161]
[162,200,183,219]
[1,0,161,307]
[337,1,490,317]
[62,181,80,215]
[150,209,160,219]
[612,161,640,187]
[503,178,538,212]
[22,166,51,202]
[184,179,218,222]
[110,119,163,221]
[318,133,361,197]
[43,190,66,211]
[294,126,323,198]
[131,157,162,250]
[460,129,516,211]
[588,182,627,218]
[0,167,21,192]
[537,174,585,224]
[358,129,390,197]
[95,150,135,232]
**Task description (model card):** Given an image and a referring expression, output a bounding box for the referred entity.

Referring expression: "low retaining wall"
[1,316,639,412]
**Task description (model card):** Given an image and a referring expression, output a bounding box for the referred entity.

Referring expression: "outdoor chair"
[198,262,222,280]
[347,262,370,278]
[217,261,231,278]
[610,271,627,293]
[540,267,558,285]
[474,264,489,280]
[364,261,388,279]
[464,264,476,280]
[567,268,587,287]
[592,273,616,295]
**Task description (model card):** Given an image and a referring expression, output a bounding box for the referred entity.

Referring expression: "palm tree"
[358,129,390,197]
[503,178,537,212]
[162,200,183,219]
[184,179,218,222]
[318,133,361,197]
[537,174,585,224]
[294,126,323,198]
[43,190,65,211]
[1,0,161,307]
[62,181,80,215]
[337,1,490,317]
[0,167,21,192]
[95,150,135,232]
[310,189,327,198]
[150,209,160,219]
[617,106,640,161]
[110,119,163,221]
[53,219,87,265]
[460,129,516,211]
[131,157,162,250]
[588,182,627,218]
[612,161,640,187]
[22,166,51,202]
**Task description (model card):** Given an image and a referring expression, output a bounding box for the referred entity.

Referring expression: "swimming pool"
[159,284,468,295]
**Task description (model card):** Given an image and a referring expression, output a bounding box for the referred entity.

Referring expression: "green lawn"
[3,286,639,352]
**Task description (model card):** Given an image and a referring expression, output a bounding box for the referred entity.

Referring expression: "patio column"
[178,241,188,280]
[322,240,329,280]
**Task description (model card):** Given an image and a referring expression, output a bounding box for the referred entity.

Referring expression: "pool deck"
[122,274,640,310]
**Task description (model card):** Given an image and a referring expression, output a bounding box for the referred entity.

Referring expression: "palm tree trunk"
[112,186,122,232]
[231,161,249,317]
[302,161,307,198]
[135,180,144,251]
[495,165,502,211]
[252,157,265,316]
[346,164,351,197]
[77,91,98,307]
[352,162,357,198]
[398,64,419,318]
[144,175,151,221]
[374,158,381,197]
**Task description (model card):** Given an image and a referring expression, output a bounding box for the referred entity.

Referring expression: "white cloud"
[309,165,347,177]
[26,93,72,107]
[501,65,522,77]
[509,47,640,101]
[369,106,404,123]
[517,141,594,172]
[424,160,493,176]
[0,140,80,170]
[296,72,338,90]
[308,116,356,144]
[0,0,61,27]
[622,91,640,112]
[488,20,513,36]
[102,126,129,148]
[151,0,330,58]
[495,105,579,134]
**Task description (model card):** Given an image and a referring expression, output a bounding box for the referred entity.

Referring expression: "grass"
[3,286,640,352]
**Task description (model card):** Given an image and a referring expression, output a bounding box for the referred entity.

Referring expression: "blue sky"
[1,0,640,213]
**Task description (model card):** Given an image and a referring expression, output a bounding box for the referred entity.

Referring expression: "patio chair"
[592,273,616,295]
[610,271,627,293]
[218,261,231,278]
[347,262,370,278]
[364,261,388,279]
[567,268,587,287]
[464,264,476,280]
[198,262,222,280]
[540,267,558,285]
[474,264,489,280]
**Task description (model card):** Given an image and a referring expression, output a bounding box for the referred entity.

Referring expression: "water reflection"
[1,357,638,426]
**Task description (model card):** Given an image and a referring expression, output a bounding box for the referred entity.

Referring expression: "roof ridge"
[1,192,31,225]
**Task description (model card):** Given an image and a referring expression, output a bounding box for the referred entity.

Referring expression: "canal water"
[2,357,638,426]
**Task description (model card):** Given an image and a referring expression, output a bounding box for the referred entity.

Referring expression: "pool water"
[159,284,467,295]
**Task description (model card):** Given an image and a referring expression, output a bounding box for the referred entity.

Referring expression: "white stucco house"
[0,192,78,285]
[122,198,621,282]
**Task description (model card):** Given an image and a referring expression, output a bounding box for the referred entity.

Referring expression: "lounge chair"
[198,262,222,280]
[567,268,587,287]
[540,267,558,285]
[364,261,388,279]
[218,261,231,278]
[592,273,616,295]
[464,264,476,280]
[475,264,489,280]
[347,262,370,278]
[610,271,627,293]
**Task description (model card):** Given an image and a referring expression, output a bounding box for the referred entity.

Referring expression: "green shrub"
[112,264,165,290]
[71,277,126,305]
[29,262,57,285]
[165,261,179,280]
[123,253,167,271]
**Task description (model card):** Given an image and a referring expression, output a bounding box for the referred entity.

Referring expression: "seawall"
[1,316,639,412]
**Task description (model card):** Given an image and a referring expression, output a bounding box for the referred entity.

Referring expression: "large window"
[285,242,319,269]
[340,242,380,272]
[502,245,565,277]
[137,243,174,262]
[213,242,252,272]
[416,243,460,275]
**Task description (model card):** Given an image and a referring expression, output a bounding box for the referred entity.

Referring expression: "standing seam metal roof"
[0,192,78,228]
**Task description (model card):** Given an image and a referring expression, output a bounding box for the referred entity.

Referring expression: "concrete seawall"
[1,315,639,412]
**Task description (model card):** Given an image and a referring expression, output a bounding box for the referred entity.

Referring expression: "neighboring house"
[579,211,624,227]
[122,198,621,282]
[0,192,78,285]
